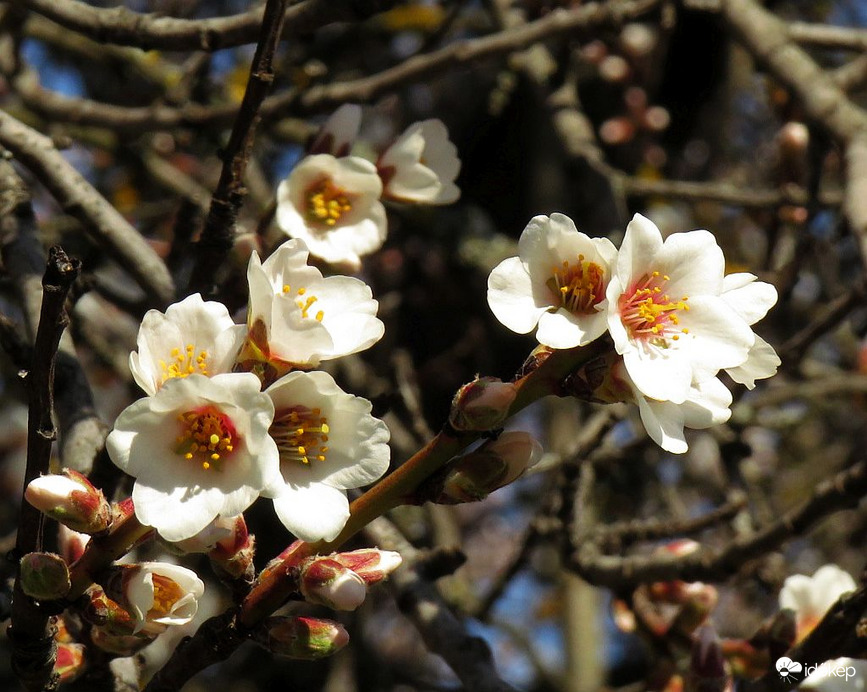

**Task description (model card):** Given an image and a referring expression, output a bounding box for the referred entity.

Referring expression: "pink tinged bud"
[54,642,86,683]
[299,558,367,611]
[331,549,403,585]
[257,616,350,659]
[449,377,517,431]
[19,552,71,601]
[25,470,111,534]
[57,525,90,564]
[439,432,542,503]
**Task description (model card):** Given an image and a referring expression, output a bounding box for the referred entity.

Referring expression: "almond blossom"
[263,370,390,542]
[590,354,732,454]
[378,119,461,204]
[104,562,204,634]
[487,214,617,349]
[779,564,856,641]
[717,272,781,388]
[243,239,384,372]
[275,154,386,269]
[129,293,245,396]
[606,214,759,404]
[106,373,281,542]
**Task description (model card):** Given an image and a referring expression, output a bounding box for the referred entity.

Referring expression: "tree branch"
[571,460,867,590]
[9,245,81,692]
[0,111,175,306]
[17,0,400,52]
[187,0,290,297]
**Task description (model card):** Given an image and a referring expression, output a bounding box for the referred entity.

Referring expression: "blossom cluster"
[275,104,461,270]
[488,213,781,453]
[106,237,391,545]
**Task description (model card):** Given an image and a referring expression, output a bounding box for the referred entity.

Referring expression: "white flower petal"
[635,395,688,454]
[271,482,350,542]
[722,275,778,325]
[726,334,780,389]
[487,257,547,334]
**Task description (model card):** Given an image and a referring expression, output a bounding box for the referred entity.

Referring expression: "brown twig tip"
[44,246,82,288]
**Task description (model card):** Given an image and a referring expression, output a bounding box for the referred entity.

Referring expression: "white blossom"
[120,562,204,634]
[106,373,281,542]
[779,564,856,641]
[263,370,390,542]
[606,214,758,404]
[129,293,244,396]
[275,154,386,270]
[487,213,617,348]
[245,239,384,369]
[378,119,460,204]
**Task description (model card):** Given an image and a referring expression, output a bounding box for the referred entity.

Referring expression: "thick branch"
[17,0,399,52]
[720,0,867,144]
[9,246,81,692]
[187,0,289,297]
[0,111,175,305]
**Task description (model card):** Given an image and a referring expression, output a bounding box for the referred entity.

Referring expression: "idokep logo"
[776,657,859,682]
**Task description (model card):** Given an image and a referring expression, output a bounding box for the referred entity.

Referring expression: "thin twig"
[186,0,290,297]
[571,460,867,590]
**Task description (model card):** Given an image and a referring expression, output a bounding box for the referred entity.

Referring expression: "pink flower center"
[619,271,690,345]
[175,406,237,470]
[270,406,330,466]
[305,178,353,227]
[546,255,606,314]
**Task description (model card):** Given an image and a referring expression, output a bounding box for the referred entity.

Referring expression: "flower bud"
[449,377,517,431]
[81,586,141,636]
[19,552,71,601]
[57,525,90,564]
[256,616,350,659]
[439,432,542,503]
[25,470,111,534]
[331,549,402,585]
[299,557,367,611]
[102,562,204,633]
[54,642,86,683]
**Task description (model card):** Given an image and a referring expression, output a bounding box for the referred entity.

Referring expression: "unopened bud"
[439,431,542,503]
[57,525,90,564]
[331,549,402,585]
[449,377,517,432]
[25,470,111,534]
[257,616,349,659]
[54,642,86,683]
[81,586,140,636]
[19,552,70,601]
[102,562,204,633]
[687,624,730,692]
[299,557,367,610]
